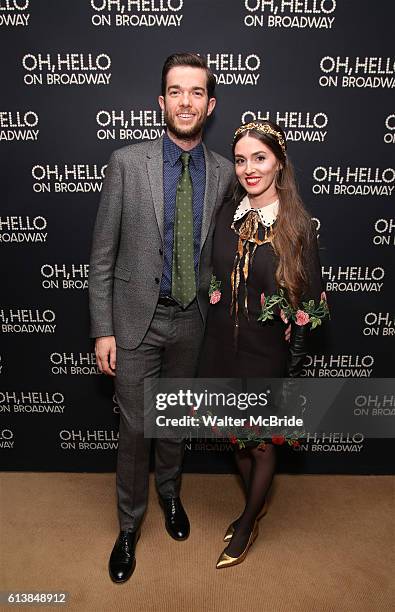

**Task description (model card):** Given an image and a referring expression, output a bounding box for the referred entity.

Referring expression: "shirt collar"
[163,132,204,169]
[233,195,279,227]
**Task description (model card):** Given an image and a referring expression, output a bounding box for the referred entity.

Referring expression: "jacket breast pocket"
[114,266,132,282]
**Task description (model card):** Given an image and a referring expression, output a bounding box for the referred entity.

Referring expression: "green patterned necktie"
[171,152,196,308]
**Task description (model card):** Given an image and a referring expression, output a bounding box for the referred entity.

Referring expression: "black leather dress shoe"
[109,530,140,583]
[159,497,190,540]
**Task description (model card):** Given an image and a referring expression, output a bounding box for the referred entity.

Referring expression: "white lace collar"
[233,195,279,228]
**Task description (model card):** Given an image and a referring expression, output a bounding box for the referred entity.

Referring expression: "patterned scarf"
[230,209,275,343]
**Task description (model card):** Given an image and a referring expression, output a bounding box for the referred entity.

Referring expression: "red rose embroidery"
[227,433,238,445]
[295,310,310,326]
[210,290,221,305]
[271,435,286,445]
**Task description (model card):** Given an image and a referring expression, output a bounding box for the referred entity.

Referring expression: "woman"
[198,121,327,569]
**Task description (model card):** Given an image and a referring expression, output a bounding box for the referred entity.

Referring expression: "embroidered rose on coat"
[295,310,310,326]
[208,275,222,305]
[210,290,221,305]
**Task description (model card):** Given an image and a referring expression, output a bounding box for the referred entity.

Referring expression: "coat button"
[155,277,160,284]
[159,248,163,256]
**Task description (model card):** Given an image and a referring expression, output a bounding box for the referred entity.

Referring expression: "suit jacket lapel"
[200,143,220,252]
[147,136,164,242]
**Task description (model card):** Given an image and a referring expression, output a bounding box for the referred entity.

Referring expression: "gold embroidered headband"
[233,122,286,155]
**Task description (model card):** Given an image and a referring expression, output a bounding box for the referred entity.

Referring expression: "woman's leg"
[225,444,276,557]
[234,447,253,493]
[229,448,253,531]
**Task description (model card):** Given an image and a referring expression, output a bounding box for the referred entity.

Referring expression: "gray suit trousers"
[114,301,204,531]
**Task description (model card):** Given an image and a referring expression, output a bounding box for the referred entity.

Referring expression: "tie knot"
[180,152,190,168]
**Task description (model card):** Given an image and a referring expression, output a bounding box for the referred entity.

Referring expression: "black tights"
[224,444,276,557]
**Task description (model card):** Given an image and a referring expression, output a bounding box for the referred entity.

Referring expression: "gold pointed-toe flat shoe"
[216,522,259,569]
[223,499,268,542]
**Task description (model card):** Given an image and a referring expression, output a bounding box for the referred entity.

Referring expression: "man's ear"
[206,97,216,117]
[158,95,165,111]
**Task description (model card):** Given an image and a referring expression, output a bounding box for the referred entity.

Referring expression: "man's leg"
[155,302,203,506]
[115,313,169,531]
[115,358,153,533]
[110,309,171,583]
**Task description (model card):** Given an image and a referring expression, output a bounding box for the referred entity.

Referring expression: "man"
[89,53,234,583]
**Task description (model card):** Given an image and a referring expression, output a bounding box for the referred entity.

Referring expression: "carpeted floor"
[1,473,394,612]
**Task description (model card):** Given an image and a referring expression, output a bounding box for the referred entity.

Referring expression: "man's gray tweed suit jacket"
[89,136,234,349]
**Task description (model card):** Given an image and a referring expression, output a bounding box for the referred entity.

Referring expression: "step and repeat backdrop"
[1,0,394,474]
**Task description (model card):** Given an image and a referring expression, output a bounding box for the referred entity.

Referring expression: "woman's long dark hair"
[232,120,313,308]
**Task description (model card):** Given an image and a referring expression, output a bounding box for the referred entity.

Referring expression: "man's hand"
[95,336,116,376]
[285,324,291,343]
